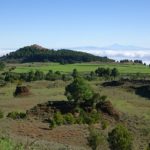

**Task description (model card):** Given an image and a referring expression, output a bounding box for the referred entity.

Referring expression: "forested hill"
[1,44,114,63]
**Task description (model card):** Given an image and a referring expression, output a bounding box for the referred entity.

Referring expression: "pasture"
[9,62,150,74]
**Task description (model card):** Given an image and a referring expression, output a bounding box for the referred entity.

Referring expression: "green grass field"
[10,62,150,74]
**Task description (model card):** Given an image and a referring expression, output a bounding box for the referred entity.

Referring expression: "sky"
[0,0,150,62]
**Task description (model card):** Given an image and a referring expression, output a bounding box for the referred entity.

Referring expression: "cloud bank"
[75,49,150,64]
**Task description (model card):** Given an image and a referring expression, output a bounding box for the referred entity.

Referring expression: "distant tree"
[27,71,35,81]
[108,125,133,150]
[65,77,94,104]
[111,68,119,79]
[0,61,5,70]
[72,68,79,79]
[34,70,44,80]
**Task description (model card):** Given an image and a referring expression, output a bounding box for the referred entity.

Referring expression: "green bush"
[50,109,101,129]
[53,111,64,125]
[0,137,24,150]
[88,128,106,150]
[7,111,26,119]
[0,110,4,119]
[80,110,101,125]
[49,120,56,130]
[101,120,109,130]
[64,113,76,124]
[108,124,133,150]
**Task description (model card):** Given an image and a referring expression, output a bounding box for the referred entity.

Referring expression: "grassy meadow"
[9,62,150,74]
[0,62,150,149]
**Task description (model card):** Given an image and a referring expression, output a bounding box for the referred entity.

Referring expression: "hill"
[0,44,114,63]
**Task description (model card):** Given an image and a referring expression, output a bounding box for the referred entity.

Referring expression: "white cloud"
[76,49,150,64]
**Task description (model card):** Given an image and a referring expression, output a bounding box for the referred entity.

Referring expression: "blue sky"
[0,0,150,49]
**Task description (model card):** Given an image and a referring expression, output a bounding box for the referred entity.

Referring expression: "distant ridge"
[0,44,114,63]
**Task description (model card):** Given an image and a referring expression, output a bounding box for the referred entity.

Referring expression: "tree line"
[1,45,114,63]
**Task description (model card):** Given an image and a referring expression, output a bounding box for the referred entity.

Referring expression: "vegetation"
[95,67,119,79]
[108,125,133,150]
[65,77,94,104]
[0,137,23,150]
[88,128,106,150]
[1,44,113,63]
[7,111,26,119]
[0,61,5,70]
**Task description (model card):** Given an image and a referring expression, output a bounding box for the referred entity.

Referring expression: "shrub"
[88,128,106,150]
[63,113,76,124]
[0,110,4,119]
[53,111,64,125]
[7,111,26,119]
[49,120,56,130]
[108,125,133,150]
[79,110,101,125]
[101,120,109,130]
[0,137,24,150]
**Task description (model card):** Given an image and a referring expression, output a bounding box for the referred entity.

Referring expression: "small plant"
[0,110,4,119]
[49,120,56,130]
[101,120,109,130]
[7,111,26,119]
[53,111,64,125]
[108,124,133,150]
[63,113,75,124]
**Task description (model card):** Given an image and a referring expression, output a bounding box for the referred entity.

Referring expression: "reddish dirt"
[11,119,90,149]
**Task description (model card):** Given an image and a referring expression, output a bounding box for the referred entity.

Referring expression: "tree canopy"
[1,45,114,63]
[65,77,94,104]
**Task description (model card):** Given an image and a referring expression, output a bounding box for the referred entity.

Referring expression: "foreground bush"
[108,125,133,150]
[0,137,23,150]
[49,110,101,129]
[88,128,106,150]
[7,111,26,119]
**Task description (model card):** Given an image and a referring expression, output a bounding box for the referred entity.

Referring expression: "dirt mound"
[96,101,120,120]
[27,101,76,121]
[14,86,30,96]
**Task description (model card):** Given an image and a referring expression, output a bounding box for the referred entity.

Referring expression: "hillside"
[1,44,114,63]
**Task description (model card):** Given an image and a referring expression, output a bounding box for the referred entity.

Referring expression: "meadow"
[0,62,150,149]
[9,62,150,74]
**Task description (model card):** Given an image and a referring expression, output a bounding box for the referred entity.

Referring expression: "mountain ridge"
[0,44,114,63]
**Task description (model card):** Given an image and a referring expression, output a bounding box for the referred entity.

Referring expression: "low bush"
[80,109,101,125]
[88,128,106,150]
[53,111,64,125]
[108,124,133,150]
[49,109,101,128]
[7,111,26,119]
[63,113,76,124]
[0,137,24,150]
[101,120,109,130]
